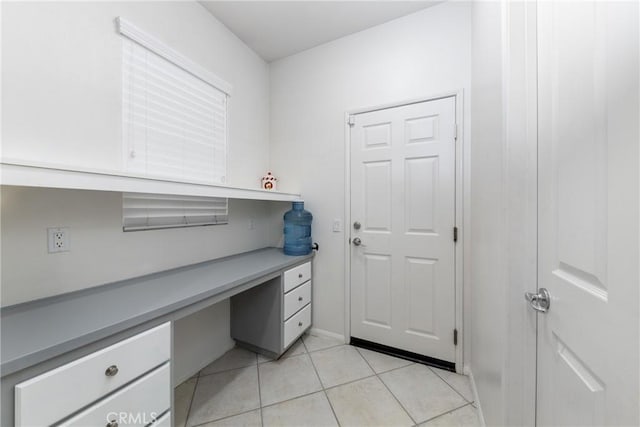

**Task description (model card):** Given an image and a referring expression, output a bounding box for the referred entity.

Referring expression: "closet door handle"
[525,288,551,313]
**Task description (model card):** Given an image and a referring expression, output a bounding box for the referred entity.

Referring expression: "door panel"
[363,253,392,327]
[537,1,639,425]
[350,97,456,362]
[405,156,438,234]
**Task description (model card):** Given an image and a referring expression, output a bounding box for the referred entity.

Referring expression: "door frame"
[343,90,467,372]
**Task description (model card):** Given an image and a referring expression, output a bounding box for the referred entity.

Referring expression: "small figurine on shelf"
[261,171,277,190]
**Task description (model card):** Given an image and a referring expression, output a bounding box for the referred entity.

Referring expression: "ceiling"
[200,1,441,62]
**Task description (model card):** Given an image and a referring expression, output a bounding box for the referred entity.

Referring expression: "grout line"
[306,343,345,354]
[416,402,474,425]
[260,389,322,409]
[322,373,378,392]
[198,362,257,379]
[183,374,200,427]
[256,353,265,427]
[356,347,417,426]
[324,389,342,427]
[305,342,341,427]
[428,366,474,404]
[302,333,345,354]
[190,407,262,427]
[351,348,416,376]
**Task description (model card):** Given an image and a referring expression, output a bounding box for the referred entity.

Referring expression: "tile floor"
[175,333,480,427]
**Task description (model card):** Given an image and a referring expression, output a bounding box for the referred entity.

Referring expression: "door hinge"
[454,329,458,346]
[453,124,458,140]
[453,226,458,242]
[348,116,355,127]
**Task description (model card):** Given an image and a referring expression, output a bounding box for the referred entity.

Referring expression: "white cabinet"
[231,261,312,358]
[283,281,311,320]
[283,262,312,292]
[59,363,170,427]
[14,323,171,427]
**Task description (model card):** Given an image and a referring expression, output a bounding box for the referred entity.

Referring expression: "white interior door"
[536,1,639,425]
[349,97,457,363]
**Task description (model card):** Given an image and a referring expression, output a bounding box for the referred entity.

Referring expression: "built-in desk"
[0,247,313,426]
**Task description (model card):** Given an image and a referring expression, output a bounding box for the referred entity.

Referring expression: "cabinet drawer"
[15,322,170,427]
[284,262,311,293]
[284,304,311,349]
[284,281,311,320]
[59,362,170,427]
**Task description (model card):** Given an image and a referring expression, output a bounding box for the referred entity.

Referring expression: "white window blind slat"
[119,18,231,231]
[122,35,227,185]
[123,193,228,231]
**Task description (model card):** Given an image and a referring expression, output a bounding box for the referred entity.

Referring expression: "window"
[118,17,231,184]
[117,18,232,231]
[123,193,228,231]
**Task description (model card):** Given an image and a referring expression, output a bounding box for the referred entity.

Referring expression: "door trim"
[343,90,467,373]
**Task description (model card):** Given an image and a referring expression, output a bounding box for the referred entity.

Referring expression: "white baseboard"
[464,366,486,427]
[307,327,347,343]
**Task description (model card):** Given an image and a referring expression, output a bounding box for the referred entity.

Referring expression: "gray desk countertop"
[1,247,313,377]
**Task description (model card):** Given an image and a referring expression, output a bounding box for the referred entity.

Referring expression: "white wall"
[0,1,276,381]
[469,1,507,423]
[1,1,269,188]
[269,1,471,338]
[469,2,537,425]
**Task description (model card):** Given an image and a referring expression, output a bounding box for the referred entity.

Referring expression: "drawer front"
[59,362,170,427]
[284,303,311,349]
[284,262,311,293]
[15,322,170,427]
[283,281,312,320]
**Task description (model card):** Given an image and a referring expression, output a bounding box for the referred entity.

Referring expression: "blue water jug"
[283,201,313,256]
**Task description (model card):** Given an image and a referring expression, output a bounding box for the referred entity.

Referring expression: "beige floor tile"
[259,353,323,406]
[419,404,480,427]
[262,392,338,427]
[356,347,414,374]
[310,345,374,388]
[379,364,467,423]
[198,410,262,427]
[188,366,260,426]
[431,367,475,402]
[258,338,306,363]
[200,347,257,376]
[302,333,344,352]
[326,376,414,427]
[174,377,197,427]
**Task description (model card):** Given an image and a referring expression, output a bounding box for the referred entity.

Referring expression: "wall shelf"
[0,161,302,202]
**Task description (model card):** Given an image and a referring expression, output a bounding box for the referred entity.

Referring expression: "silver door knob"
[525,288,550,313]
[352,237,362,246]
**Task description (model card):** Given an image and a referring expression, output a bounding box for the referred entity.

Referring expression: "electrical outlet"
[249,218,256,230]
[332,219,342,232]
[48,227,69,253]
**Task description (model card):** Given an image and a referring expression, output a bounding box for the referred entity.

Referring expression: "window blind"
[121,27,228,184]
[123,193,228,231]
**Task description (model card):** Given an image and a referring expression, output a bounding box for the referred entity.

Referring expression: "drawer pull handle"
[298,273,303,278]
[105,365,119,377]
[298,321,303,327]
[106,420,118,427]
[298,296,303,301]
